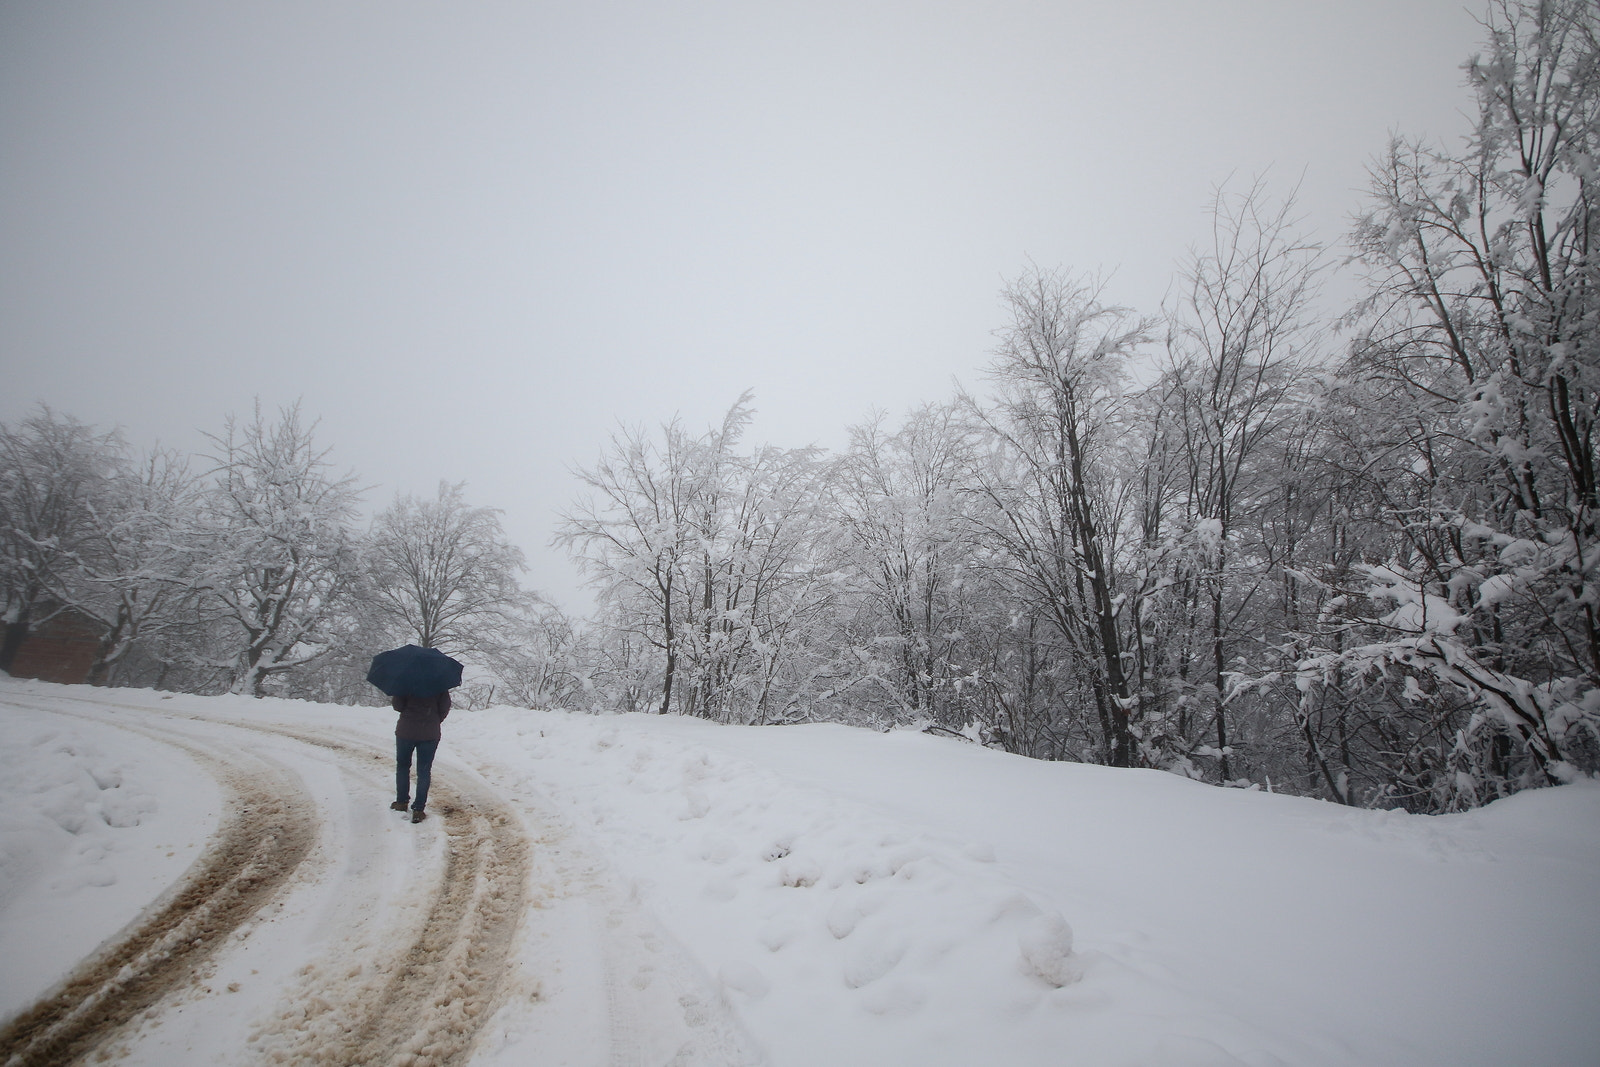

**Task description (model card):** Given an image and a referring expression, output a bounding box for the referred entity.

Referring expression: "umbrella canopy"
[366,644,463,697]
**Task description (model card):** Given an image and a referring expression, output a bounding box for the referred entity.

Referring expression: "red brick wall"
[9,611,102,684]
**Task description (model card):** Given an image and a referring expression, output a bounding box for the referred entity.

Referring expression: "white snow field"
[1,676,1596,1066]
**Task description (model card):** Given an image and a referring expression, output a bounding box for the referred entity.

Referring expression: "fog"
[0,0,1482,609]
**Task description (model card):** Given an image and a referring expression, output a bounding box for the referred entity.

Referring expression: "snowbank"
[444,709,1600,1066]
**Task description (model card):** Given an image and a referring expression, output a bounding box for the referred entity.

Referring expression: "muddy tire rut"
[0,703,532,1067]
[0,726,316,1067]
[241,728,530,1067]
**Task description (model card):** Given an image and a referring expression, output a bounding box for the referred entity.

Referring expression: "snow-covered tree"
[561,396,835,723]
[0,407,122,671]
[559,410,703,714]
[368,480,526,651]
[197,402,365,697]
[829,404,986,728]
[1288,0,1600,806]
[74,447,205,685]
[966,269,1157,767]
[472,596,580,709]
[672,404,833,723]
[1154,182,1325,782]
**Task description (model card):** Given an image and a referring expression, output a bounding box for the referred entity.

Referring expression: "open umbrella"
[367,644,463,697]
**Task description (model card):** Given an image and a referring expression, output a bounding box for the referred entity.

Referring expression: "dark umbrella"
[367,644,463,697]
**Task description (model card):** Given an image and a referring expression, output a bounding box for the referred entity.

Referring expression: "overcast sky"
[1,0,1484,611]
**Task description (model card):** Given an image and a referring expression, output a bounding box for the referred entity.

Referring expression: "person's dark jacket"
[393,692,451,741]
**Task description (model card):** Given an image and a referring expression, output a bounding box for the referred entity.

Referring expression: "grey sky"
[1,1,1482,610]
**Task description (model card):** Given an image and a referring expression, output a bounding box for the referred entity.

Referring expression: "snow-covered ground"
[1,676,1596,1066]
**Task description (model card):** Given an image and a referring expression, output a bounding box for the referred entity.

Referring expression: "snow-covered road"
[1,696,319,1064]
[3,677,1598,1066]
[0,685,756,1067]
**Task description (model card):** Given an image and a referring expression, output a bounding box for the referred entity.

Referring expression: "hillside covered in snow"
[1,677,1597,1066]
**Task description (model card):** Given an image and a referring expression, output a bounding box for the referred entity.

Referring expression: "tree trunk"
[659,567,676,714]
[0,616,29,673]
[1212,586,1231,780]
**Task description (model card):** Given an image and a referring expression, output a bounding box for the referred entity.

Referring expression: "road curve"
[238,725,530,1067]
[0,690,767,1067]
[0,699,531,1067]
[0,715,317,1067]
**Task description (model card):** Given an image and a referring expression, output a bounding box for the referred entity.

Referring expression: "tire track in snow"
[0,699,530,1067]
[3,694,757,1066]
[0,711,317,1067]
[235,726,530,1067]
[460,741,767,1067]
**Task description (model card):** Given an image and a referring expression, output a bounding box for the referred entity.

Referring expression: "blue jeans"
[396,738,440,811]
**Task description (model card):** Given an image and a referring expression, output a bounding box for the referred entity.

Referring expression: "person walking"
[392,690,450,823]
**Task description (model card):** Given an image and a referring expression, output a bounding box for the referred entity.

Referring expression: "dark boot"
[411,808,426,823]
[390,800,408,812]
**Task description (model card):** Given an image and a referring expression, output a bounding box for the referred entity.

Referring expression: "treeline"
[5,1,1595,813]
[0,402,568,707]
[560,0,1600,812]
